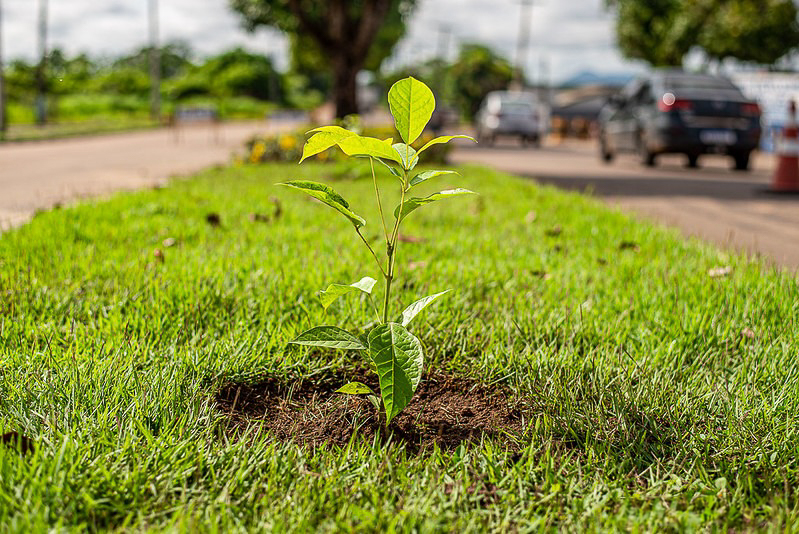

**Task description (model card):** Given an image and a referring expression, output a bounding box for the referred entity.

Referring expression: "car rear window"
[664,75,738,91]
[499,101,534,115]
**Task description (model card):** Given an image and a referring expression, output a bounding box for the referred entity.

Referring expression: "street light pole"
[35,0,48,126]
[0,0,7,140]
[148,0,161,122]
[514,0,533,89]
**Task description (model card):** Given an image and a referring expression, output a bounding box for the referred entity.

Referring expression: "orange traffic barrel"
[769,100,799,193]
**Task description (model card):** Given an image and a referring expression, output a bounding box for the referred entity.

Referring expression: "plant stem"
[382,168,408,323]
[355,227,387,277]
[382,262,392,323]
[369,157,389,242]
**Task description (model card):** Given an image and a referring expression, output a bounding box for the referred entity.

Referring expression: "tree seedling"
[279,77,476,425]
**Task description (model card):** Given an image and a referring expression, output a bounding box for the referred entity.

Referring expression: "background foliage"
[607,0,799,66]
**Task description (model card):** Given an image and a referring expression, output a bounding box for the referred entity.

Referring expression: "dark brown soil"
[215,370,528,451]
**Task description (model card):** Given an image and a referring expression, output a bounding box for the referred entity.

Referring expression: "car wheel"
[637,135,656,167]
[732,151,751,171]
[686,154,700,168]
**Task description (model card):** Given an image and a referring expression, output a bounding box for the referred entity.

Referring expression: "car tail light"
[658,94,693,112]
[741,102,760,116]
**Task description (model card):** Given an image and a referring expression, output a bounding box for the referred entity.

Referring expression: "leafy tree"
[607,0,687,66]
[90,67,150,96]
[114,42,193,80]
[230,0,417,118]
[48,50,95,95]
[449,45,515,119]
[699,0,799,64]
[608,0,799,66]
[166,48,282,102]
[4,60,37,102]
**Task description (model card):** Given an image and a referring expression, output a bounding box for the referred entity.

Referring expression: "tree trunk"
[332,53,360,119]
[286,0,390,119]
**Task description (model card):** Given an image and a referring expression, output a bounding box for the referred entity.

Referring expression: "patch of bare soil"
[215,371,528,451]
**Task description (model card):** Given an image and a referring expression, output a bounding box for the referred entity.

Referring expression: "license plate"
[700,129,736,145]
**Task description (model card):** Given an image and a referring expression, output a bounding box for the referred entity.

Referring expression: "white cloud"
[0,0,642,82]
[2,0,288,66]
[392,0,644,82]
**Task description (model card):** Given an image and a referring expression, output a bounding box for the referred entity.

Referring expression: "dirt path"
[452,139,799,270]
[0,120,285,229]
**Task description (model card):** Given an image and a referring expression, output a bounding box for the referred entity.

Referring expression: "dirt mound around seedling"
[216,371,528,451]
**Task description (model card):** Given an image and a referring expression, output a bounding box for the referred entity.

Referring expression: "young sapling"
[279,77,476,424]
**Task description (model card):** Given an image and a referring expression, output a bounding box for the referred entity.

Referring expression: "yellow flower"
[279,135,298,151]
[250,140,266,163]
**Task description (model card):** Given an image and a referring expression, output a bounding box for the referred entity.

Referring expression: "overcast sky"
[1,0,645,83]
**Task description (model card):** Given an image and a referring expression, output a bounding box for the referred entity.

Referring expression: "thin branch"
[356,227,387,277]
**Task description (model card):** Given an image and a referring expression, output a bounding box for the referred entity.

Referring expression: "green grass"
[0,162,797,531]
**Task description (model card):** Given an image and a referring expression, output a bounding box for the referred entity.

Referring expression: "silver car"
[476,91,542,146]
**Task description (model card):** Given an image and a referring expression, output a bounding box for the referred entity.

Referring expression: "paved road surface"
[0,121,280,229]
[452,139,799,270]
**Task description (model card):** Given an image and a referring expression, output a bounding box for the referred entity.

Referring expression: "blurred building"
[549,71,633,138]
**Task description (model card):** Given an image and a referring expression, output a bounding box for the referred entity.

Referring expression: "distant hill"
[559,70,636,88]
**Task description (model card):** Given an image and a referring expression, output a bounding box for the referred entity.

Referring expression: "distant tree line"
[2,43,297,124]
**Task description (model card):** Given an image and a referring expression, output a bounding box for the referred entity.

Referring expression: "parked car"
[475,91,543,146]
[597,70,762,170]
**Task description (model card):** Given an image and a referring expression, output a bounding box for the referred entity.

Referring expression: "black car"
[598,70,762,170]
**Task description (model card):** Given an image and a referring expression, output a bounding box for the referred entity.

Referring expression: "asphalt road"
[452,138,799,270]
[0,120,279,229]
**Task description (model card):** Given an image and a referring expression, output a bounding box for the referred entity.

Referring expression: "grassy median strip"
[0,162,797,531]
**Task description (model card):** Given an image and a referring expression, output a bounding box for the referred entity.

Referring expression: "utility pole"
[0,0,7,140]
[35,0,48,126]
[514,0,534,89]
[148,0,161,122]
[435,24,452,98]
[436,24,451,62]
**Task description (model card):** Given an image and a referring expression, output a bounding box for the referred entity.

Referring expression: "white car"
[476,91,544,146]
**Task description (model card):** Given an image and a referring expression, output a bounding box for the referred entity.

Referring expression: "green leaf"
[375,158,403,180]
[388,77,435,145]
[413,135,476,164]
[278,180,366,228]
[394,188,477,222]
[336,382,374,395]
[290,326,367,350]
[393,143,418,171]
[318,276,378,310]
[367,395,381,411]
[337,135,403,165]
[409,170,459,188]
[300,126,357,162]
[368,323,424,424]
[400,290,452,326]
